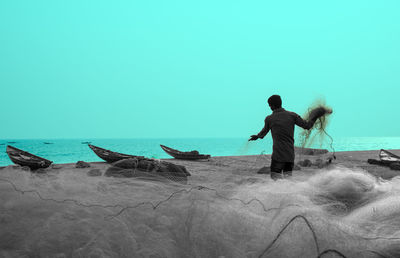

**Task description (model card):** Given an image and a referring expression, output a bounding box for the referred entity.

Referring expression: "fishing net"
[1,163,400,258]
[298,99,334,152]
[2,98,399,258]
[103,158,190,183]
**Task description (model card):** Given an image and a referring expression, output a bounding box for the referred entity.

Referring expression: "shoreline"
[2,149,400,180]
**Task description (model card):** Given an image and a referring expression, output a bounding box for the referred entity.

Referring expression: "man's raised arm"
[294,114,315,130]
[294,107,332,130]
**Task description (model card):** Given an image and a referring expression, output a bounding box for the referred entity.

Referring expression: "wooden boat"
[6,145,52,170]
[160,145,210,160]
[88,144,143,163]
[379,149,400,163]
[367,149,400,168]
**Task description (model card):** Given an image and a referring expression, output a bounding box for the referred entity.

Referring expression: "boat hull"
[160,145,210,160]
[88,144,141,163]
[6,145,52,170]
[379,149,400,163]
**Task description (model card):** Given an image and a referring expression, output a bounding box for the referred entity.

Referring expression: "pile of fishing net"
[105,158,190,182]
[2,165,400,258]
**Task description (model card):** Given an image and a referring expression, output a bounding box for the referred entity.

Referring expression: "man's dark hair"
[268,95,282,108]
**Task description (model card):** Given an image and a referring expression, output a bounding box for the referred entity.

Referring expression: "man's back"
[258,108,313,162]
[249,95,331,180]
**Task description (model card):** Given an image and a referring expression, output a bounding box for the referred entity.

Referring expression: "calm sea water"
[1,137,400,166]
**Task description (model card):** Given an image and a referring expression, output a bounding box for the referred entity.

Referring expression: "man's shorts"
[270,159,294,180]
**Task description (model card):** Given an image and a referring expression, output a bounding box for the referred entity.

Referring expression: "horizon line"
[1,135,400,140]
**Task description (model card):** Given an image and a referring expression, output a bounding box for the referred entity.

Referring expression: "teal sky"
[1,0,399,139]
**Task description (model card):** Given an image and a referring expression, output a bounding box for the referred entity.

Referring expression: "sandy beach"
[2,149,398,178]
[1,149,400,258]
[3,148,399,184]
[165,149,400,182]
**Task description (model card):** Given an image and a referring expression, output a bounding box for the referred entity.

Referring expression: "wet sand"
[166,149,400,181]
[5,149,396,181]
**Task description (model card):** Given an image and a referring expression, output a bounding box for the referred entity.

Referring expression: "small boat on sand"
[379,149,400,163]
[88,144,144,163]
[160,145,210,160]
[6,145,53,170]
[367,149,400,170]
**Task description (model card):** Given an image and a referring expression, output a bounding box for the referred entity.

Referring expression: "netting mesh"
[1,165,400,257]
[298,98,333,150]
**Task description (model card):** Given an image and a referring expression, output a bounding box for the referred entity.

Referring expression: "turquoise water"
[1,137,400,166]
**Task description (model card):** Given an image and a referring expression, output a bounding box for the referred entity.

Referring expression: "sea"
[1,137,400,166]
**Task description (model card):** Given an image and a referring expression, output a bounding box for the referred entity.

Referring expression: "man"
[249,95,318,180]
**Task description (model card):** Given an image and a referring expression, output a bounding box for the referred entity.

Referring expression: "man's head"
[268,95,282,110]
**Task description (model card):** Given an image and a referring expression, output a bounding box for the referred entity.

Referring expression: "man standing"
[249,95,319,180]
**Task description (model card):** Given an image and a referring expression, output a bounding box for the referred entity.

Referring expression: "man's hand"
[249,135,259,141]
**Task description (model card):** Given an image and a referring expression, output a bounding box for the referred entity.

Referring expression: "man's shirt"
[257,108,313,163]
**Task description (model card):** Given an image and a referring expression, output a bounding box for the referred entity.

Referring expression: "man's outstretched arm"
[249,118,270,141]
